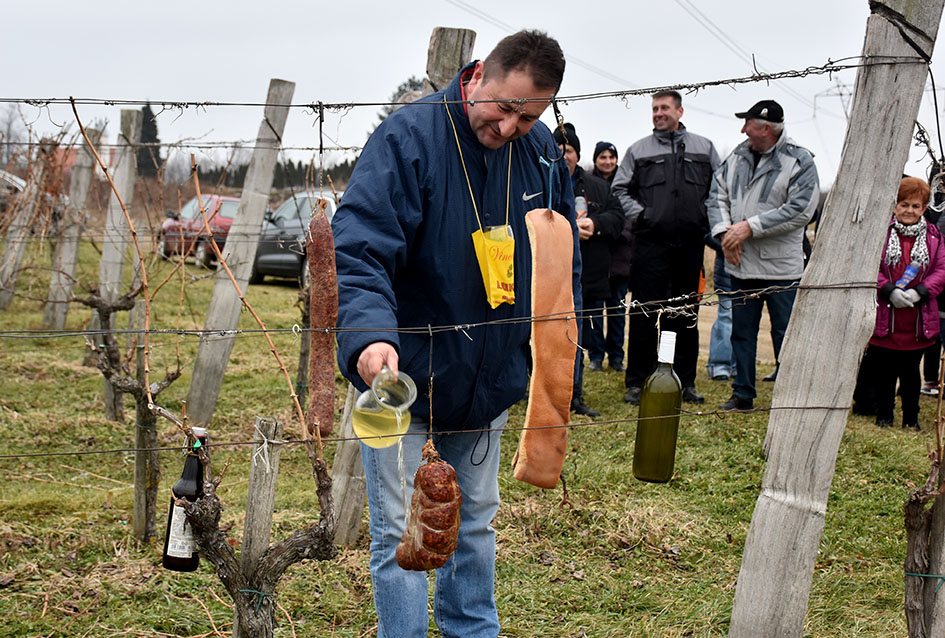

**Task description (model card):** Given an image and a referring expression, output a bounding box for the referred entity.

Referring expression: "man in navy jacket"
[333,30,577,638]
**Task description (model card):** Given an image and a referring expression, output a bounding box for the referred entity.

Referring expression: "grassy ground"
[0,242,935,637]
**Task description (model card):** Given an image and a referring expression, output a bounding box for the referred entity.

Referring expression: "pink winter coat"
[872,217,945,344]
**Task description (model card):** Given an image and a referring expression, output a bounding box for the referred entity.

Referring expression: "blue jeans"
[706,254,736,379]
[730,276,799,401]
[362,413,506,638]
[582,297,607,364]
[606,277,628,365]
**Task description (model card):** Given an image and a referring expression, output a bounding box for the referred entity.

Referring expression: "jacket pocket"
[759,241,795,260]
[683,157,711,188]
[637,158,666,188]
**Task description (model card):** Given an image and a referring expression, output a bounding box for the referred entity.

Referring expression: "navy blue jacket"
[333,62,581,431]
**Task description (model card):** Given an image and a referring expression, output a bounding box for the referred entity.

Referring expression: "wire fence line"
[0,55,917,465]
[0,55,926,115]
[0,403,853,464]
[0,281,879,341]
[0,140,362,152]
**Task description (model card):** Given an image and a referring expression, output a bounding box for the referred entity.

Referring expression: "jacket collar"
[734,129,790,180]
[651,123,687,145]
[445,61,486,150]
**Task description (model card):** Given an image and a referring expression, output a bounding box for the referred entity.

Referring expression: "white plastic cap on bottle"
[657,331,677,364]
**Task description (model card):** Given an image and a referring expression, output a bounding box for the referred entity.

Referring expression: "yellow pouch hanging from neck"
[471,224,515,308]
[445,95,515,308]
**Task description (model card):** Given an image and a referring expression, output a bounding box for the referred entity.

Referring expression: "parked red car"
[158,195,240,267]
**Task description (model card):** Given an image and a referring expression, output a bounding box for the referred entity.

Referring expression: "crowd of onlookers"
[561,91,942,430]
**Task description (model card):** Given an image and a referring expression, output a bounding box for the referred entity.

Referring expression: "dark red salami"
[396,440,462,571]
[306,198,337,438]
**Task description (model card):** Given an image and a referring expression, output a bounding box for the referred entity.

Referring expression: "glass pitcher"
[352,366,417,449]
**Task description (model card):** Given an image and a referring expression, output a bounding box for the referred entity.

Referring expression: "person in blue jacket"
[332,30,578,638]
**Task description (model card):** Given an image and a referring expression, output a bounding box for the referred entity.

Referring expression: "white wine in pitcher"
[352,406,408,449]
[352,366,416,449]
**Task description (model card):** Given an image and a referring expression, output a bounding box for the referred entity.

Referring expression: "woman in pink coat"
[868,177,945,429]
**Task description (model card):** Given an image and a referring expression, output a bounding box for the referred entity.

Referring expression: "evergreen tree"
[137,103,161,178]
[377,76,425,126]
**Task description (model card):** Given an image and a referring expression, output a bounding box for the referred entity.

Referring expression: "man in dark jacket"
[333,31,576,638]
[554,123,625,417]
[612,90,720,405]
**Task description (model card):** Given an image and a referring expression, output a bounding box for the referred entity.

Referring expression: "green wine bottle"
[633,331,682,483]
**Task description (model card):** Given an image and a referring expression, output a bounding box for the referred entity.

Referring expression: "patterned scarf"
[885,219,929,268]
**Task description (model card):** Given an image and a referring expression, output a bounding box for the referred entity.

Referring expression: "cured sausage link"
[307,198,337,438]
[396,440,462,571]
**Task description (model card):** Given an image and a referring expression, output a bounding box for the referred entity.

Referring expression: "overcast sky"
[3,0,943,188]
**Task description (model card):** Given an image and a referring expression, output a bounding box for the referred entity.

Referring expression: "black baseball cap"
[734,100,784,123]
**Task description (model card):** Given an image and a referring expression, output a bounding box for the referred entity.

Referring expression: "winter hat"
[593,141,618,163]
[553,122,580,158]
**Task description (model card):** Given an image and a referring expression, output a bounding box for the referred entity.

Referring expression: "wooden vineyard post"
[925,485,945,634]
[297,288,310,413]
[94,109,142,422]
[423,27,476,95]
[331,384,365,546]
[186,78,296,426]
[133,298,160,543]
[0,140,53,310]
[44,128,100,330]
[728,3,944,636]
[233,417,283,638]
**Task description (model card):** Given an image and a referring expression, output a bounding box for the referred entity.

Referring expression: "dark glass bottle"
[162,427,206,571]
[633,332,682,483]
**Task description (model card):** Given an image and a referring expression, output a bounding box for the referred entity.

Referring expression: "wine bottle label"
[657,331,677,364]
[166,504,195,558]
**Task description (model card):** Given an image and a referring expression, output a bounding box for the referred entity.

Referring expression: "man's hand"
[357,342,399,386]
[721,221,752,266]
[576,216,595,240]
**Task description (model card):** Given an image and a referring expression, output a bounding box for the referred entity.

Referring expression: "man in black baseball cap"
[707,97,820,412]
[734,99,784,123]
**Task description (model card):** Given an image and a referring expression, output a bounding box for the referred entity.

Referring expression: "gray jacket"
[612,125,720,242]
[707,131,819,280]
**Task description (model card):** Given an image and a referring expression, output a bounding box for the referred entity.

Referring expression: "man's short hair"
[482,30,566,93]
[750,118,784,135]
[651,90,682,108]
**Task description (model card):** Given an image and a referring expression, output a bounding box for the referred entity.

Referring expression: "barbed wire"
[0,55,925,115]
[0,281,878,341]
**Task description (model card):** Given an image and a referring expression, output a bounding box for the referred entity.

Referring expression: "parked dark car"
[250,194,337,285]
[159,195,240,267]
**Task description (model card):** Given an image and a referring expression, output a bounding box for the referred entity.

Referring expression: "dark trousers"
[866,344,924,425]
[922,337,941,385]
[582,297,607,364]
[573,311,585,399]
[606,277,629,365]
[852,346,879,415]
[624,238,702,389]
[729,276,798,401]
